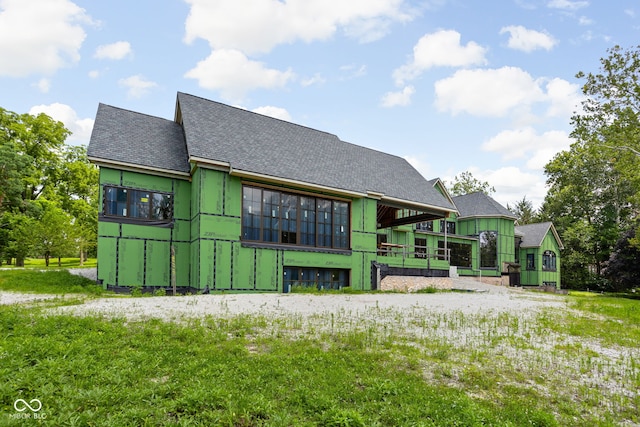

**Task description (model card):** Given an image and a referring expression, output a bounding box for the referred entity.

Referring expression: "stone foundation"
[380,276,452,292]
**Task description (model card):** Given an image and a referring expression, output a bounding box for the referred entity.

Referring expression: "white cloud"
[0,0,93,77]
[301,73,326,87]
[118,75,158,98]
[94,41,132,60]
[29,102,94,144]
[88,70,100,79]
[471,166,548,208]
[392,30,487,86]
[547,0,589,11]
[184,49,294,102]
[545,77,582,118]
[183,0,414,55]
[404,155,431,180]
[624,9,635,18]
[339,64,367,80]
[434,67,546,117]
[578,15,593,25]
[481,127,572,170]
[252,106,292,122]
[499,25,557,52]
[380,85,415,107]
[33,78,51,93]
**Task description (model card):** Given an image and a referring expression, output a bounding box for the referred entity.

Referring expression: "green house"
[88,93,460,293]
[87,93,563,293]
[515,222,564,288]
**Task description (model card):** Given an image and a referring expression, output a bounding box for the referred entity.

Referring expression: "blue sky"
[1,0,637,208]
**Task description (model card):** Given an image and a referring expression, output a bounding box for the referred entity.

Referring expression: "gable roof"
[176,92,455,211]
[452,192,517,220]
[515,222,564,249]
[87,103,190,177]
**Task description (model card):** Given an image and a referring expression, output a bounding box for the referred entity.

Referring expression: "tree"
[604,222,640,292]
[508,196,537,225]
[449,171,495,196]
[34,201,75,267]
[541,45,640,290]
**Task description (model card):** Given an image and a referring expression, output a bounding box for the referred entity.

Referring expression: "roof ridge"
[97,102,172,123]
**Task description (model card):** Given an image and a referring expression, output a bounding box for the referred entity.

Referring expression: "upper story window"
[242,185,350,250]
[416,221,433,232]
[542,250,557,271]
[440,220,456,235]
[103,186,173,222]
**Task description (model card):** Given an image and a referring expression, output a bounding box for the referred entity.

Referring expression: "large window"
[103,186,173,222]
[526,254,535,270]
[479,231,498,268]
[242,185,350,249]
[438,241,472,267]
[542,250,556,271]
[283,267,348,292]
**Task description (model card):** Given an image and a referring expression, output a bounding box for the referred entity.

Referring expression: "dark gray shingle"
[515,222,563,248]
[177,92,454,210]
[452,192,517,219]
[88,103,189,174]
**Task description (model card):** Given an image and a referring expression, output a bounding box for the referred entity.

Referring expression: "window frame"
[102,185,174,223]
[542,250,557,271]
[241,185,350,250]
[526,253,535,270]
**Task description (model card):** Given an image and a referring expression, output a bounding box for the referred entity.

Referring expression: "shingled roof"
[515,222,564,249]
[87,104,190,175]
[177,92,454,210]
[88,93,455,212]
[452,192,517,220]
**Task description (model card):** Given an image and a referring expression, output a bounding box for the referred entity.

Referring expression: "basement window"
[103,186,173,222]
[283,267,349,292]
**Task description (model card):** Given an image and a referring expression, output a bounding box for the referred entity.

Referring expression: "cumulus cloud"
[404,155,431,180]
[33,78,51,93]
[29,103,94,144]
[499,25,557,52]
[301,73,326,87]
[481,127,572,170]
[434,67,546,117]
[118,75,158,98]
[252,106,292,122]
[380,86,415,107]
[544,77,582,118]
[183,0,414,55]
[0,0,93,77]
[547,0,589,10]
[471,166,549,208]
[184,49,294,102]
[392,30,487,86]
[94,41,132,60]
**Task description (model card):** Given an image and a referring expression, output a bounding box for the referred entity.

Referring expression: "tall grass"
[0,270,105,295]
[0,273,638,426]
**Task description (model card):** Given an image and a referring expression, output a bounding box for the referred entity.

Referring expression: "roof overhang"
[88,157,191,180]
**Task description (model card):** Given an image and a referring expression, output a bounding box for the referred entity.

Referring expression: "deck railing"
[377,243,450,262]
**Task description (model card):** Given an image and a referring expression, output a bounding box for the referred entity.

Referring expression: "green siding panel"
[121,171,173,192]
[214,241,232,290]
[97,237,117,287]
[98,221,120,237]
[121,224,171,240]
[173,219,190,242]
[118,239,145,286]
[146,241,170,287]
[233,243,255,290]
[255,248,278,291]
[201,169,225,215]
[283,251,352,269]
[173,242,191,288]
[226,176,242,216]
[100,168,121,185]
[174,180,191,220]
[200,240,216,290]
[200,215,241,240]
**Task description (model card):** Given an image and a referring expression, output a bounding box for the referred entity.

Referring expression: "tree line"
[0,108,97,267]
[452,45,640,292]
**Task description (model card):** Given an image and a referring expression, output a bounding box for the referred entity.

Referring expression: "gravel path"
[36,287,564,322]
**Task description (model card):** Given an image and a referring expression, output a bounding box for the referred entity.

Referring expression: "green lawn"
[0,257,97,269]
[0,274,638,426]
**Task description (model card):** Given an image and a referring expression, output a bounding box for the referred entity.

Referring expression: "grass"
[0,257,97,269]
[0,273,638,426]
[0,270,105,296]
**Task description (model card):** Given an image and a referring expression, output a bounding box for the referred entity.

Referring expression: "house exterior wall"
[519,232,562,288]
[456,217,515,277]
[96,167,191,290]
